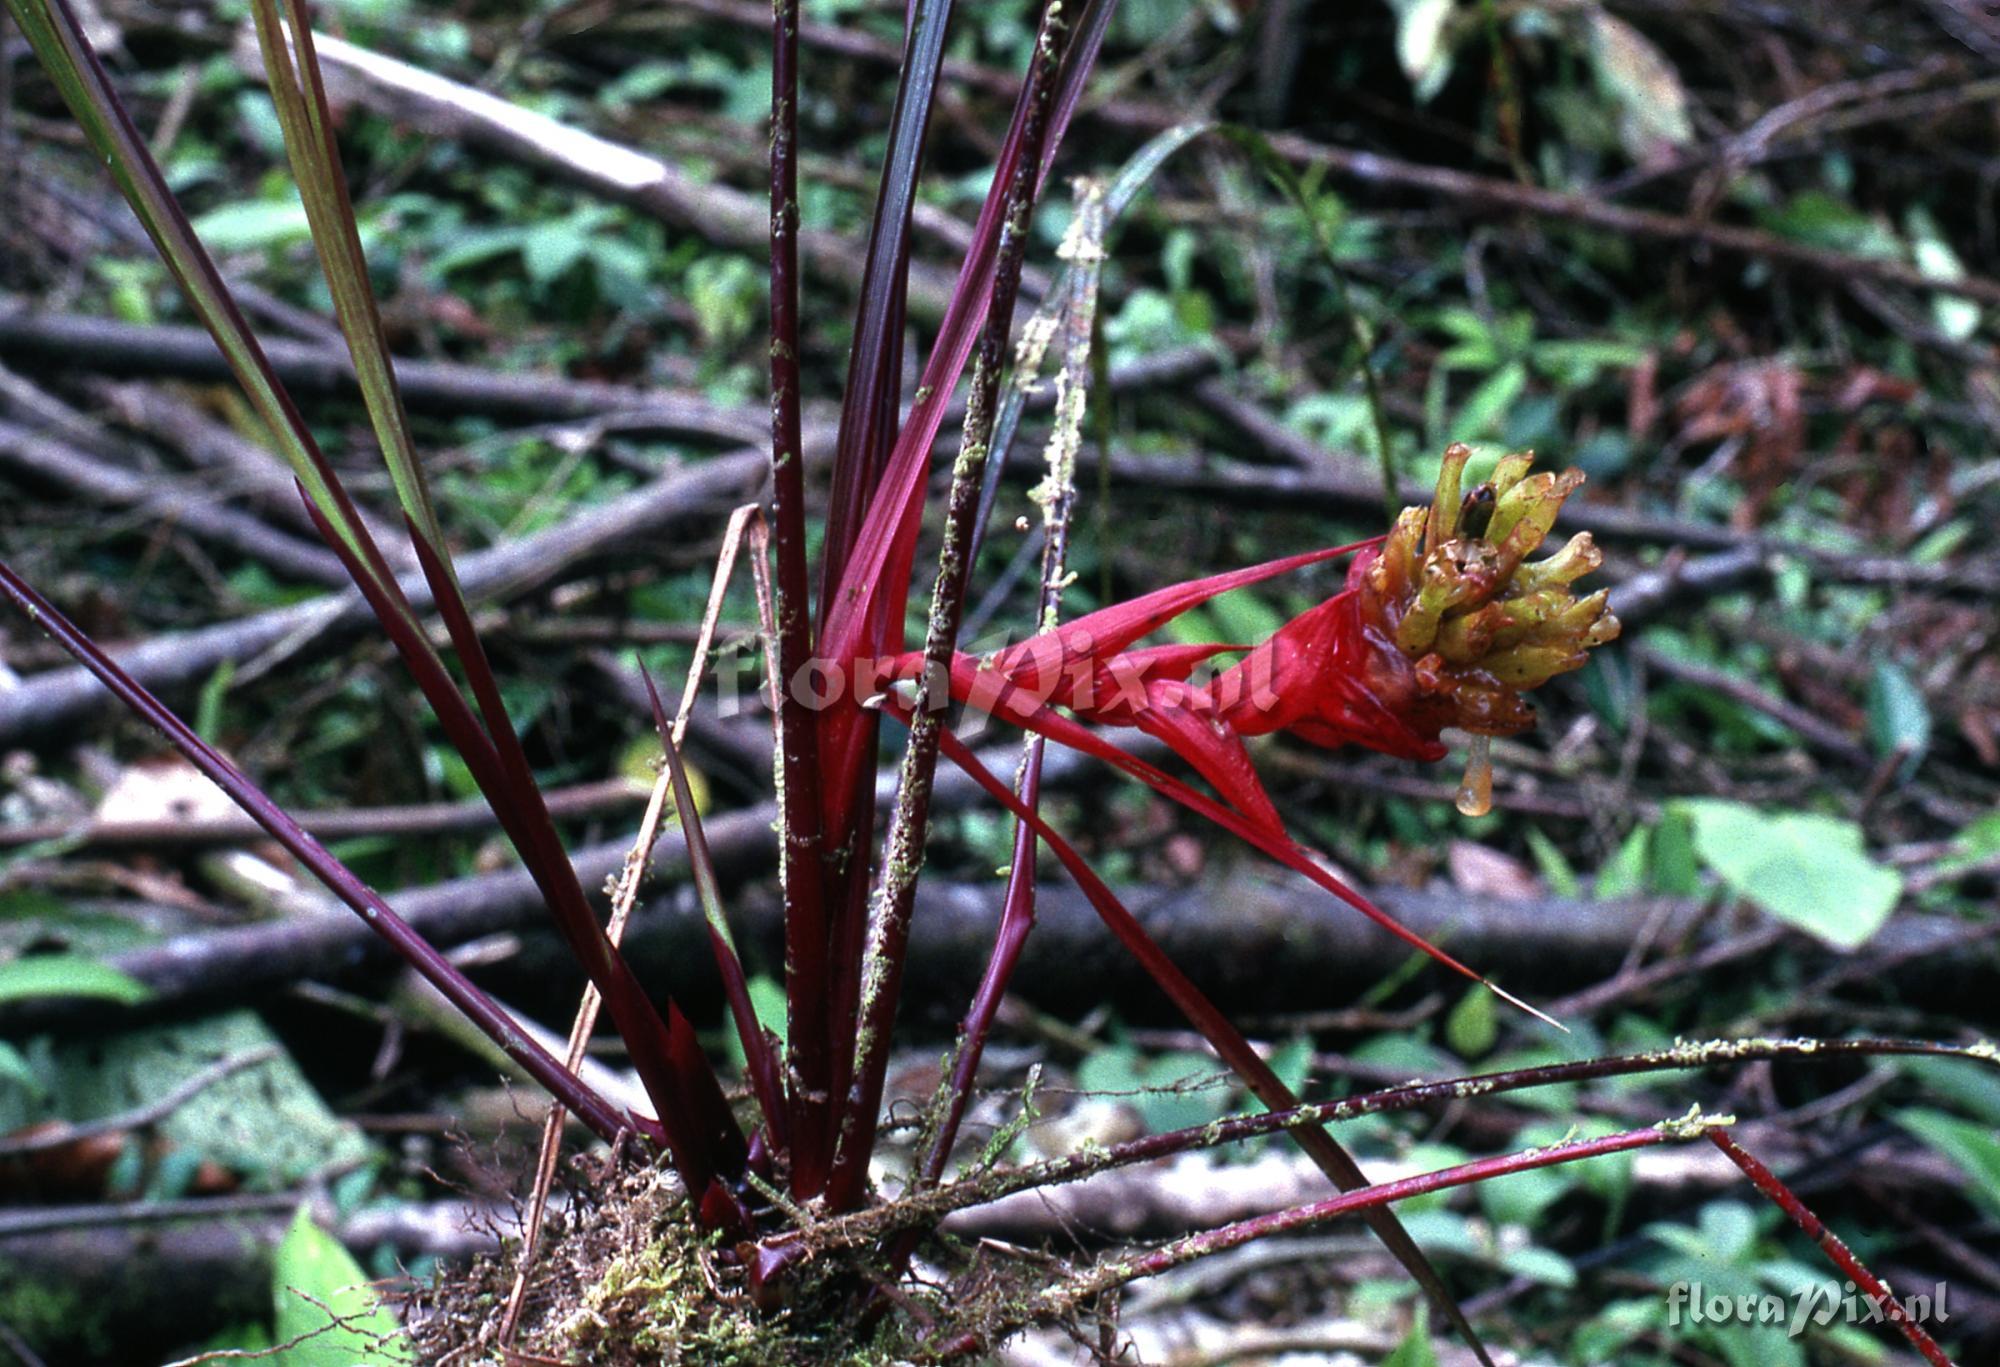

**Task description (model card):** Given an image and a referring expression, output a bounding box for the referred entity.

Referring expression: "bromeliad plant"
[0,0,1977,1362]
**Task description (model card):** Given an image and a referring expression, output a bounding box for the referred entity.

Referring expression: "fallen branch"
[0,448,766,743]
[6,860,1987,1033]
[0,417,350,587]
[1235,132,2000,309]
[0,312,1220,451]
[0,1046,280,1157]
[0,775,646,851]
[256,29,960,317]
[0,1195,512,1363]
[85,379,412,552]
[0,310,772,443]
[0,731,1093,1030]
[1049,449,2000,595]
[1633,642,1875,767]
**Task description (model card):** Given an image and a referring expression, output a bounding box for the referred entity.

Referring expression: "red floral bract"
[889,444,1621,847]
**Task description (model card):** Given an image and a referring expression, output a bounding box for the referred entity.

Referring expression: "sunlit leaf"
[1583,10,1693,160]
[189,198,313,253]
[271,1207,412,1365]
[1895,1109,2000,1215]
[1678,800,1900,949]
[1387,0,1458,103]
[0,955,148,1006]
[1866,658,1931,778]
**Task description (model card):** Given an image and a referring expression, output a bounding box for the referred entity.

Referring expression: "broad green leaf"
[0,891,74,923]
[1434,306,1500,369]
[1648,805,1701,896]
[190,198,313,253]
[425,226,530,278]
[686,255,762,349]
[1074,1043,1145,1098]
[1203,586,1285,646]
[1383,1318,1440,1367]
[1445,984,1497,1059]
[0,955,148,1006]
[51,1011,368,1189]
[1958,811,2000,856]
[1285,392,1374,449]
[1594,826,1650,899]
[1896,1108,2000,1215]
[1477,1150,1572,1227]
[1896,1057,2000,1127]
[1074,1045,1230,1134]
[1479,1119,1601,1226]
[1696,1200,1759,1262]
[1266,1034,1314,1100]
[192,1324,277,1357]
[1678,800,1901,949]
[1866,659,1931,778]
[1454,360,1527,441]
[1530,338,1649,387]
[1137,1052,1231,1134]
[719,973,788,1072]
[522,219,593,286]
[196,658,236,745]
[1501,1243,1576,1288]
[1760,192,1901,259]
[1524,826,1579,898]
[1115,0,1196,46]
[1571,1299,1660,1363]
[272,1207,412,1365]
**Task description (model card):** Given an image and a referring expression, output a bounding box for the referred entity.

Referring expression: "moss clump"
[406,1154,976,1365]
[0,1272,105,1362]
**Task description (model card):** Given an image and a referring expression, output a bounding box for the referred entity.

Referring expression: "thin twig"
[928,1117,1728,1360]
[496,505,774,1347]
[788,1037,1988,1257]
[1708,1129,1954,1367]
[0,777,645,852]
[260,30,956,316]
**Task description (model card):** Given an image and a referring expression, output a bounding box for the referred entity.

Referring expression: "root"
[402,1152,1099,1365]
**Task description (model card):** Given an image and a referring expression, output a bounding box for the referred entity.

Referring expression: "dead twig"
[497,504,775,1347]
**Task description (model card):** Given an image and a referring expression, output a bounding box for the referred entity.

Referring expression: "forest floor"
[2,0,1998,1362]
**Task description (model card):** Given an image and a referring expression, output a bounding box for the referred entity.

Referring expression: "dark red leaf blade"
[765,0,833,1197]
[911,650,1539,1012]
[815,0,1116,670]
[914,711,1500,1367]
[639,665,788,1148]
[816,0,961,604]
[293,487,741,1195]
